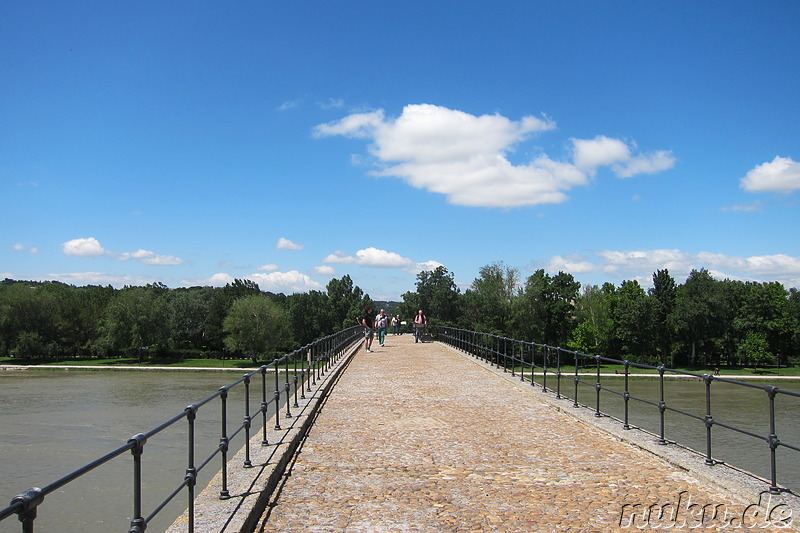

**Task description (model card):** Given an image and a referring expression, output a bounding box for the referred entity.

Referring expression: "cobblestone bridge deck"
[243,334,798,533]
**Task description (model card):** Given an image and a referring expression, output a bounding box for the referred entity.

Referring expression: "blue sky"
[3,2,799,301]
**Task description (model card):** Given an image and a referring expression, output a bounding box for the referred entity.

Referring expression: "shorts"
[364,327,374,339]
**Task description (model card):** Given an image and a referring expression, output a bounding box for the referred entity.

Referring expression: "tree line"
[0,276,372,363]
[400,264,800,368]
[3,264,799,368]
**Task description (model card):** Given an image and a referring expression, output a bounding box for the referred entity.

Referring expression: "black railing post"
[261,366,269,446]
[542,346,549,393]
[185,405,198,533]
[767,387,780,493]
[243,375,252,468]
[573,351,580,408]
[657,366,667,445]
[703,374,714,466]
[555,348,562,399]
[128,433,147,532]
[218,387,230,499]
[623,361,631,430]
[11,488,43,533]
[594,355,602,417]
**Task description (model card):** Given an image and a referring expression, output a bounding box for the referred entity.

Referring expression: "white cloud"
[247,270,323,293]
[322,251,357,264]
[538,249,800,289]
[50,272,156,287]
[12,243,39,254]
[355,247,414,268]
[62,237,106,257]
[740,156,800,193]
[207,272,235,286]
[278,99,302,111]
[314,104,674,208]
[258,264,279,272]
[62,237,182,265]
[572,136,631,171]
[314,265,335,275]
[118,249,183,265]
[721,201,762,212]
[613,150,676,178]
[408,260,446,275]
[276,237,304,250]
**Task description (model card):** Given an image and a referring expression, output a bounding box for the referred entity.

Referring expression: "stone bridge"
[172,334,800,532]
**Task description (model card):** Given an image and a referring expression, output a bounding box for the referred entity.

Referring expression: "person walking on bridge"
[375,309,389,347]
[413,309,427,343]
[362,305,375,353]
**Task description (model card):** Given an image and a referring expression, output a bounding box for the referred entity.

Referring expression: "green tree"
[670,269,720,367]
[512,270,580,346]
[613,280,653,363]
[97,284,170,357]
[287,290,332,345]
[326,275,366,329]
[401,266,461,325]
[649,269,677,365]
[570,283,616,355]
[462,262,519,335]
[223,294,290,363]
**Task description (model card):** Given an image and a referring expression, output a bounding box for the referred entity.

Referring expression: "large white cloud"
[247,270,323,293]
[740,156,800,193]
[62,237,106,257]
[314,104,675,208]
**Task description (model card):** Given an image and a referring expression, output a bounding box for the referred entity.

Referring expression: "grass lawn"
[0,356,274,369]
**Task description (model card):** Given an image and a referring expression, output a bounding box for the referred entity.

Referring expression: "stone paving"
[256,335,798,532]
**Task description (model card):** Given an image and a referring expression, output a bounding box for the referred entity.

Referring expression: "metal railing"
[0,326,362,533]
[439,327,800,494]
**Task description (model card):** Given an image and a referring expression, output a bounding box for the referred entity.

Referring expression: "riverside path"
[255,334,798,533]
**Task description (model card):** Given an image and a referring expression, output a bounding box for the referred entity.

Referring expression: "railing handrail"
[1,325,363,532]
[438,326,799,494]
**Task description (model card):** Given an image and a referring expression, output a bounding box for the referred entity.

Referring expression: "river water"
[0,369,258,533]
[1,370,799,532]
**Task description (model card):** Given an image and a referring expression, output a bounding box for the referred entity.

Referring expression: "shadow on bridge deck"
[180,335,800,532]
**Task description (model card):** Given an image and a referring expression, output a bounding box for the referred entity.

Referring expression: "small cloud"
[63,237,106,257]
[322,251,356,264]
[721,201,762,213]
[318,98,345,110]
[740,156,800,193]
[278,99,302,111]
[276,237,304,250]
[314,265,335,275]
[207,273,235,286]
[407,260,445,275]
[257,264,279,272]
[118,249,183,266]
[12,243,37,254]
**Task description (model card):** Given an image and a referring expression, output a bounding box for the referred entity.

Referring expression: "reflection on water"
[568,375,800,492]
[0,370,261,533]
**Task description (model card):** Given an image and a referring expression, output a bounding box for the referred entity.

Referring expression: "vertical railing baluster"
[703,375,713,465]
[128,433,147,533]
[623,361,631,430]
[555,348,562,399]
[767,387,780,493]
[594,355,602,417]
[261,366,269,446]
[573,352,580,408]
[219,387,230,499]
[243,375,252,468]
[185,405,197,533]
[658,367,667,445]
[542,346,549,393]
